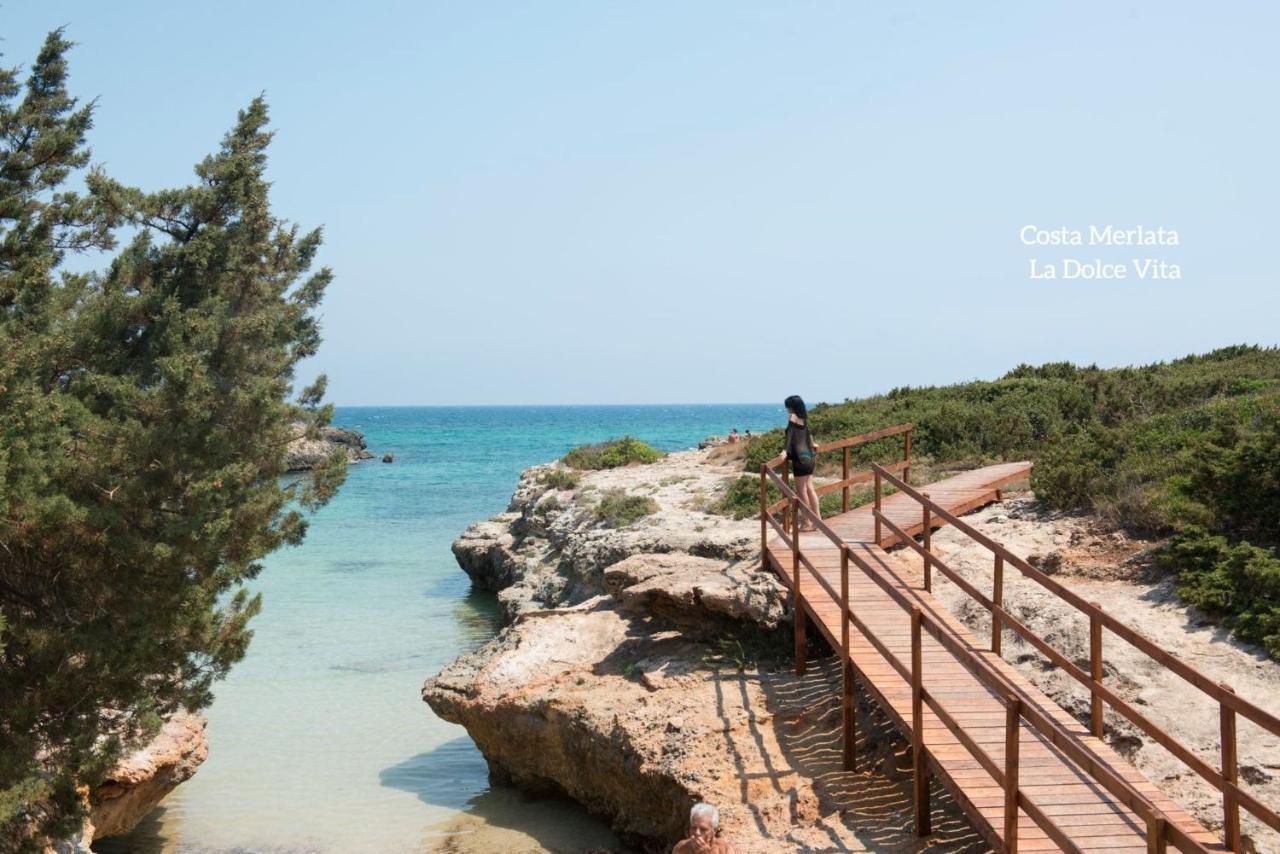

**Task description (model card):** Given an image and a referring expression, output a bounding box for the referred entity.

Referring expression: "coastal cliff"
[426,444,1280,852]
[424,446,985,851]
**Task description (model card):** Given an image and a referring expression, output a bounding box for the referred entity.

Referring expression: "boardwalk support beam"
[911,607,930,836]
[992,554,1004,655]
[1004,695,1020,853]
[1090,605,1104,739]
[841,547,855,771]
[791,496,805,676]
[922,493,932,592]
[1221,683,1240,851]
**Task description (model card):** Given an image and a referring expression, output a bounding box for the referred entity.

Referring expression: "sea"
[94,404,782,854]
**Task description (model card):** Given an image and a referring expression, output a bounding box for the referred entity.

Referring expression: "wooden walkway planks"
[764,462,1223,853]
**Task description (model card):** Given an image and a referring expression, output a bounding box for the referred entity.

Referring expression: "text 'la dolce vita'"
[1020,224,1182,280]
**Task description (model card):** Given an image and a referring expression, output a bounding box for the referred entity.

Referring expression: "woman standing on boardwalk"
[770,395,820,531]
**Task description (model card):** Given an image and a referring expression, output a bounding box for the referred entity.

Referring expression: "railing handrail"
[871,460,1280,846]
[759,437,1207,853]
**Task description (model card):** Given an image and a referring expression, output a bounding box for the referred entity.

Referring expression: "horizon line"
[329,401,781,409]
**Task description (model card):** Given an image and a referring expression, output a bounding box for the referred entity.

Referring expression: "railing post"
[1090,604,1104,739]
[1221,684,1240,851]
[759,468,768,572]
[903,428,912,486]
[841,547,855,771]
[911,607,930,836]
[873,469,883,546]
[922,492,932,593]
[1004,695,1021,854]
[792,497,805,676]
[1146,814,1167,854]
[992,553,1004,655]
[783,465,792,532]
[842,445,850,513]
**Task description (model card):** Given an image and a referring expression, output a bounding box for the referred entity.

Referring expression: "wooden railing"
[871,461,1280,852]
[759,460,1205,853]
[760,422,913,540]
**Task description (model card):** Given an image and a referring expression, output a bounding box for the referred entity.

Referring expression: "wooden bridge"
[760,423,1280,853]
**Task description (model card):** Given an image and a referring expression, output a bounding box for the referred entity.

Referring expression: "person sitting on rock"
[727,429,740,444]
[673,802,736,854]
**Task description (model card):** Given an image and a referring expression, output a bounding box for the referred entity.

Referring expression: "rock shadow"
[381,737,626,853]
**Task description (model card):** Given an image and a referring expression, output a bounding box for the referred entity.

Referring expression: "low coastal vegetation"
[540,468,582,490]
[595,489,659,528]
[563,436,663,470]
[741,345,1280,657]
[0,34,343,846]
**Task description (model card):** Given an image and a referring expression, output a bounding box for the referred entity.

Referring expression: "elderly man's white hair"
[690,802,720,828]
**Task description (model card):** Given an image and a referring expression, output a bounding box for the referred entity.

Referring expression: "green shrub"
[540,468,581,490]
[746,345,1280,479]
[1159,529,1280,656]
[564,436,663,470]
[719,475,778,519]
[595,489,659,528]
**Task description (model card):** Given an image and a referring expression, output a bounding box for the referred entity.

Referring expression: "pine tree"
[0,32,345,847]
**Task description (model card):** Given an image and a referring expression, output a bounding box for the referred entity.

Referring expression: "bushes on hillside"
[564,436,663,470]
[1159,530,1280,657]
[733,346,1280,658]
[744,345,1280,475]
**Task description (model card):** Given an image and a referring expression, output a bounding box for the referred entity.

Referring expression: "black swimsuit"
[785,421,816,477]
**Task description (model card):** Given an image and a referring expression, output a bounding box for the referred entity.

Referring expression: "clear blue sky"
[6,2,1278,405]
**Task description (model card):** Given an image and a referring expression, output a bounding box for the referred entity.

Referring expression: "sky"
[5,2,1279,405]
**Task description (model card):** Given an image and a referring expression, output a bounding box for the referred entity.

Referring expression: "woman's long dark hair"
[784,395,807,421]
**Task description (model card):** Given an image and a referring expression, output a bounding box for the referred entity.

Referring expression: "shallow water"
[95,405,780,853]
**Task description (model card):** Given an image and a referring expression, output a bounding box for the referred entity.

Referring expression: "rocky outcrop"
[604,553,787,635]
[429,447,823,849]
[450,451,758,625]
[88,712,209,842]
[34,712,209,852]
[423,597,818,851]
[284,422,374,472]
[427,446,992,851]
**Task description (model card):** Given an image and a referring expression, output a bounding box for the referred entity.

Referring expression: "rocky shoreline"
[425,445,1280,853]
[284,422,374,472]
[42,712,208,853]
[423,446,984,851]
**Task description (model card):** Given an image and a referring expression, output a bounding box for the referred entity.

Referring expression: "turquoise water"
[97,405,782,854]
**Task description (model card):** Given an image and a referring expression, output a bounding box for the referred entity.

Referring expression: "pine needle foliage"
[0,32,345,846]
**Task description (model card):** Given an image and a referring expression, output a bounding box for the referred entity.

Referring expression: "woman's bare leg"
[806,479,821,522]
[795,475,818,530]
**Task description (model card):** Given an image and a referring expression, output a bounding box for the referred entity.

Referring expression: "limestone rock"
[88,712,209,841]
[451,514,524,591]
[423,599,809,851]
[604,553,787,633]
[450,448,760,623]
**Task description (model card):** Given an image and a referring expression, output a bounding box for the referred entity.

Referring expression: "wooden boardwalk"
[764,462,1223,853]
